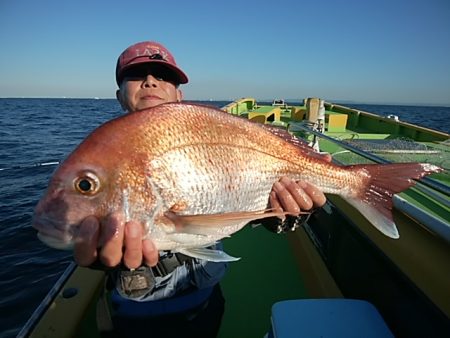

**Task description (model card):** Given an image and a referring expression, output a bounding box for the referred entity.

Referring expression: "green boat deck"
[219,226,306,337]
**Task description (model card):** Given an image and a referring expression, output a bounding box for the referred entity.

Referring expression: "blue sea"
[0,98,449,337]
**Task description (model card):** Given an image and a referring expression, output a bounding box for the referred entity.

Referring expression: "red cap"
[115,41,188,86]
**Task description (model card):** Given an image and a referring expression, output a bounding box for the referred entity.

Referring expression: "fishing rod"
[0,161,60,171]
[289,122,450,199]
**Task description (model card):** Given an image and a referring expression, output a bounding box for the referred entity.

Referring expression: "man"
[73,41,327,337]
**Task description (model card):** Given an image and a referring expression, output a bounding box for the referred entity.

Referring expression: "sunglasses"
[122,62,179,85]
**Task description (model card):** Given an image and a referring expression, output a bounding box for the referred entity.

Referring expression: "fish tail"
[345,162,442,239]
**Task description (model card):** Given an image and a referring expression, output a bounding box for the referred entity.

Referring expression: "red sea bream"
[32,103,442,261]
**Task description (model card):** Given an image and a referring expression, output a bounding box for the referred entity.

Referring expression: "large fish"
[33,103,442,261]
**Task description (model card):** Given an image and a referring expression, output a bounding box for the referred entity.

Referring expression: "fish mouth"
[32,215,76,250]
[37,232,74,250]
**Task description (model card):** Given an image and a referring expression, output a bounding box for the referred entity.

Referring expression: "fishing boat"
[18,98,450,337]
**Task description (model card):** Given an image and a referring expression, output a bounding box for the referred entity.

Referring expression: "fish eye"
[74,172,100,195]
[78,179,92,191]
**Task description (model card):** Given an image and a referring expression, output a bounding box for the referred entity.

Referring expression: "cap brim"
[116,58,188,86]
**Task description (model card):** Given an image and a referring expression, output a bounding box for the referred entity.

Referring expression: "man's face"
[116,64,183,112]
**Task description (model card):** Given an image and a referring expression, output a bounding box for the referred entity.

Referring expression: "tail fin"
[346,163,442,239]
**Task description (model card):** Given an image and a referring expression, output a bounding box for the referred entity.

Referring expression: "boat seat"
[267,299,394,338]
[291,107,306,121]
[249,114,267,124]
[249,107,281,124]
[305,98,321,123]
[327,112,348,132]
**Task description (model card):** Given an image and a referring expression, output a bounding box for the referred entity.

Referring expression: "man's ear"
[116,89,127,111]
[177,89,183,102]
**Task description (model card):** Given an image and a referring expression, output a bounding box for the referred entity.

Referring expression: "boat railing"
[17,262,78,338]
[289,123,449,197]
[324,102,449,142]
[289,122,450,243]
[17,262,106,337]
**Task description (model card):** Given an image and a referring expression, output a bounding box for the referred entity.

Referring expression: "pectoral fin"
[177,247,240,262]
[164,209,292,236]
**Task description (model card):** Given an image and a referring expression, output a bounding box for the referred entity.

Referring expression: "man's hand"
[270,177,327,214]
[269,153,331,214]
[264,177,327,233]
[73,213,158,269]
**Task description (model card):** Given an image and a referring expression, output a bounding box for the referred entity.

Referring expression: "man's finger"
[272,178,302,213]
[301,181,327,208]
[283,178,314,211]
[99,214,125,267]
[123,221,143,269]
[142,239,159,267]
[74,216,100,266]
[269,191,283,213]
[321,153,332,162]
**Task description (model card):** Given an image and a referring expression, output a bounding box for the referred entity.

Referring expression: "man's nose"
[143,74,158,88]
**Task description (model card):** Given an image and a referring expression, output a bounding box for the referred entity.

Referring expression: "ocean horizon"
[1,96,449,108]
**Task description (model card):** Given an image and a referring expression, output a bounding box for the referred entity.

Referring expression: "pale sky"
[1,0,449,105]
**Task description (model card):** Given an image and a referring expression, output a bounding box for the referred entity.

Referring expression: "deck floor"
[218,226,306,338]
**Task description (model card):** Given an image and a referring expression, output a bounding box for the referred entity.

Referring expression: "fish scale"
[150,144,282,214]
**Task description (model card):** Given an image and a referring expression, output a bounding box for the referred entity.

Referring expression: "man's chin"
[137,98,166,110]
